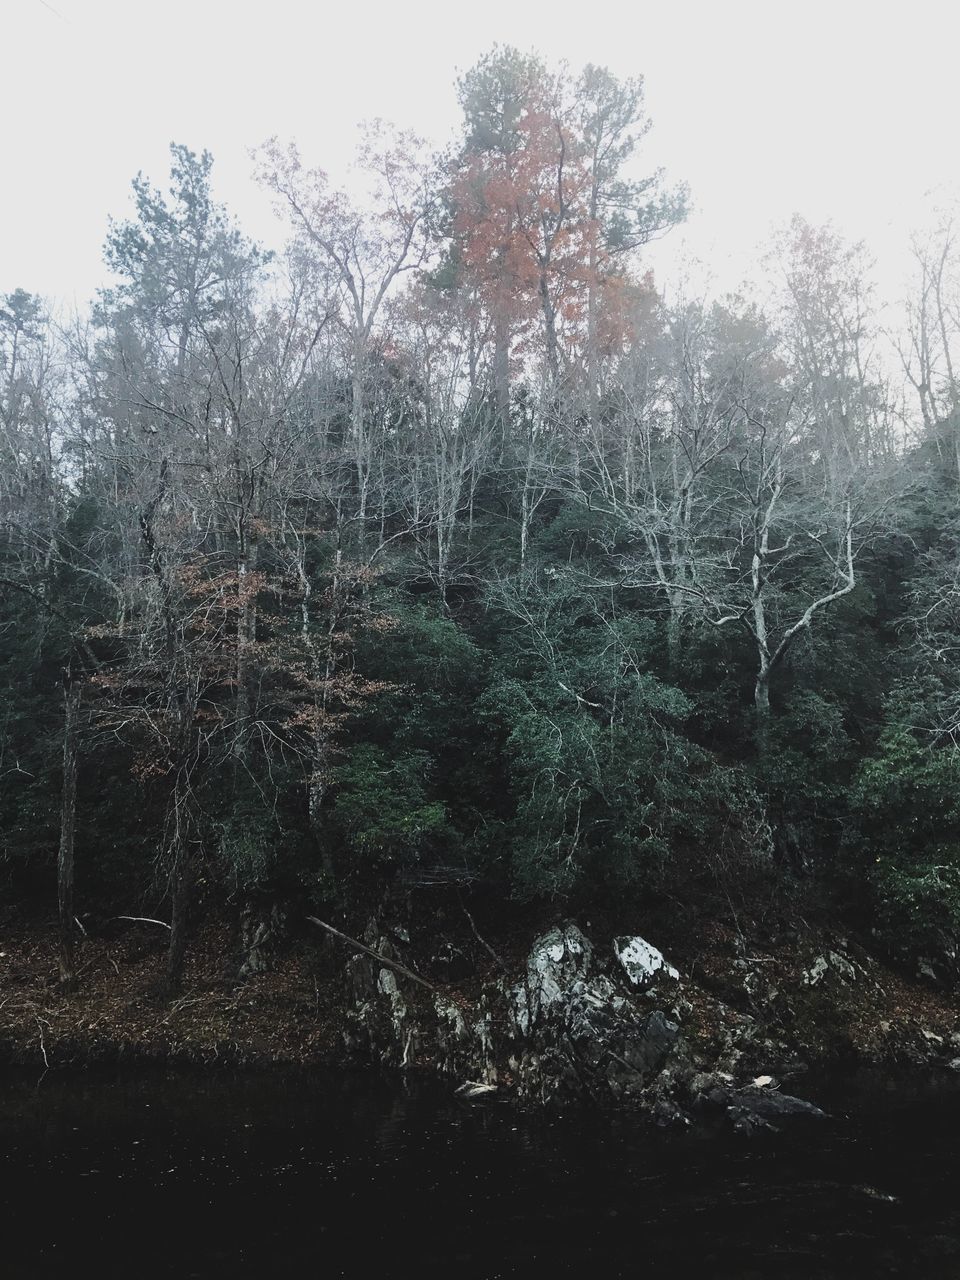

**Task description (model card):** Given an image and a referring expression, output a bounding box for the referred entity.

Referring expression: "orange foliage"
[451,89,599,367]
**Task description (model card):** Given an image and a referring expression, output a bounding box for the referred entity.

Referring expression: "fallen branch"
[458,893,505,970]
[162,996,206,1024]
[114,915,171,930]
[606,1046,640,1076]
[305,915,439,993]
[35,1015,50,1078]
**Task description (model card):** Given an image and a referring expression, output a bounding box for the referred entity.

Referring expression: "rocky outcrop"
[338,917,838,1132]
[688,1070,828,1134]
[803,948,859,987]
[502,924,682,1104]
[3,912,957,1084]
[238,901,288,978]
[340,918,826,1128]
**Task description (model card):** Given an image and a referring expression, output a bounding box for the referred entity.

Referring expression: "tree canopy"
[3,50,960,988]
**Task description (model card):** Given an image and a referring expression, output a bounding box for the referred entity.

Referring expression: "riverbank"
[0,919,345,1069]
[2,910,959,1109]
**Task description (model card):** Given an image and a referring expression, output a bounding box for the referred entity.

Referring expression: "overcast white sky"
[4,0,959,310]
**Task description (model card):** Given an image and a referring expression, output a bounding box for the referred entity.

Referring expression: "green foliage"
[359,599,482,692]
[456,46,546,155]
[480,581,695,896]
[330,745,449,872]
[848,717,960,952]
[761,688,854,806]
[5,87,960,971]
[217,806,282,896]
[530,500,626,567]
[99,142,268,336]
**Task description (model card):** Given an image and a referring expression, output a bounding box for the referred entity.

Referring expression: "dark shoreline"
[4,914,960,1119]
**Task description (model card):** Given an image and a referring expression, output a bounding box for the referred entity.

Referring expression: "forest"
[3,45,960,996]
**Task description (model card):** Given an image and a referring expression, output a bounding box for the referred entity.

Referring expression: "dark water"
[2,1069,960,1278]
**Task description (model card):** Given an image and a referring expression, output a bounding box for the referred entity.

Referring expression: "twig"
[305,916,439,993]
[606,1046,640,1076]
[162,996,205,1023]
[457,893,505,970]
[115,916,171,929]
[35,1015,50,1081]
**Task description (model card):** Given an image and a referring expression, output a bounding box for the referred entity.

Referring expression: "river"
[1,1068,958,1277]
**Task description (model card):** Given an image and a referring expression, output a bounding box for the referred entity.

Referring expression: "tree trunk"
[233,525,259,768]
[307,542,342,885]
[665,609,682,679]
[351,353,369,528]
[166,854,193,992]
[539,272,562,391]
[164,693,198,993]
[586,194,600,430]
[754,666,771,762]
[493,317,511,452]
[57,672,81,987]
[308,736,337,882]
[751,537,772,761]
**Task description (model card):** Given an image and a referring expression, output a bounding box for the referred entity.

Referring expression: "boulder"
[613,935,679,987]
[691,1070,827,1132]
[732,1084,827,1120]
[506,925,683,1104]
[514,922,593,1034]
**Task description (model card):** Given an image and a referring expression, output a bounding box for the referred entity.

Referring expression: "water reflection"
[1,1069,959,1276]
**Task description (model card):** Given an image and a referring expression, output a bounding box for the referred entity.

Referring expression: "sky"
[4,0,960,312]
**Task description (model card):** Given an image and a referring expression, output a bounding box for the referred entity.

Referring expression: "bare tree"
[256,128,438,531]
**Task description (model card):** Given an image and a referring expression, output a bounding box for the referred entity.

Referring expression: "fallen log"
[305,915,439,993]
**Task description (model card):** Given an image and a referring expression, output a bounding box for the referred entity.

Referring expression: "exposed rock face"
[344,920,687,1108]
[238,901,288,978]
[343,929,418,1069]
[512,923,593,1035]
[614,935,679,987]
[502,924,682,1104]
[803,949,858,987]
[342,918,827,1128]
[455,1081,497,1099]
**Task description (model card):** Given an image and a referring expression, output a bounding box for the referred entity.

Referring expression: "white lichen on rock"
[803,950,857,986]
[613,936,679,987]
[513,923,593,1033]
